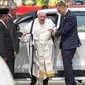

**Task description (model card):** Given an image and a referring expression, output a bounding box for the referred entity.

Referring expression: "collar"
[64,9,68,16]
[0,20,6,26]
[8,14,12,18]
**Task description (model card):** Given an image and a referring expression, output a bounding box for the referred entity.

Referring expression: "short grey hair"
[56,1,66,7]
[7,2,17,9]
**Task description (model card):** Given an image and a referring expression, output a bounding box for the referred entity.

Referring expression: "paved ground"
[15,78,85,85]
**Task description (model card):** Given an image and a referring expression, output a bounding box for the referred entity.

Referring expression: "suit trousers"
[61,48,76,85]
[30,75,49,85]
[6,57,15,78]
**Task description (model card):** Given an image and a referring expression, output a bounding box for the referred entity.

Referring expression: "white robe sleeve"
[0,56,15,85]
[47,19,55,30]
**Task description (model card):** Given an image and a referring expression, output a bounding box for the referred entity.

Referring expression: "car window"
[77,15,85,32]
[73,11,85,32]
[15,11,37,24]
[46,13,58,26]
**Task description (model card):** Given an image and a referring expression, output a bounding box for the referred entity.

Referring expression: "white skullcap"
[37,10,46,16]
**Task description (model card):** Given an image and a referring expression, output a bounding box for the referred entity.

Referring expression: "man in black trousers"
[53,1,81,85]
[6,2,23,78]
[0,7,14,77]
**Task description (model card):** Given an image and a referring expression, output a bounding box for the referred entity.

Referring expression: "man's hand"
[48,29,53,33]
[52,29,56,37]
[14,51,17,57]
[4,58,7,61]
[20,39,25,43]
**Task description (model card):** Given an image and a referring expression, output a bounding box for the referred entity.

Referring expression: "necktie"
[60,16,64,29]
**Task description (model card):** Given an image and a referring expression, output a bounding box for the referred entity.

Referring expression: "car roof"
[37,7,85,15]
[15,6,85,25]
[69,8,85,11]
[17,6,85,15]
[37,8,57,14]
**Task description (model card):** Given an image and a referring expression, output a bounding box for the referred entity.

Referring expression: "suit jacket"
[55,10,81,50]
[6,15,22,54]
[0,22,14,58]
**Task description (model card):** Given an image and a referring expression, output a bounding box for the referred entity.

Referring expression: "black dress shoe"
[43,78,49,85]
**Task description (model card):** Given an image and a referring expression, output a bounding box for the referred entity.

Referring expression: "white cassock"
[24,18,56,79]
[0,56,15,85]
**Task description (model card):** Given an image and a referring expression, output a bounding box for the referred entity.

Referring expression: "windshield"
[77,15,85,32]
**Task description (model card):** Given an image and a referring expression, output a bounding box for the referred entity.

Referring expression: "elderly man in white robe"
[23,11,55,85]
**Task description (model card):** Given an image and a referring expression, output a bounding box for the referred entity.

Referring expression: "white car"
[14,7,85,82]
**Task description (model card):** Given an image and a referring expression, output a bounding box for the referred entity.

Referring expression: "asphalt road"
[15,79,85,85]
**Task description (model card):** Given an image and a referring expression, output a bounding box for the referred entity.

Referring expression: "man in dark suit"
[6,2,22,55]
[6,2,23,78]
[0,8,14,77]
[53,1,81,85]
